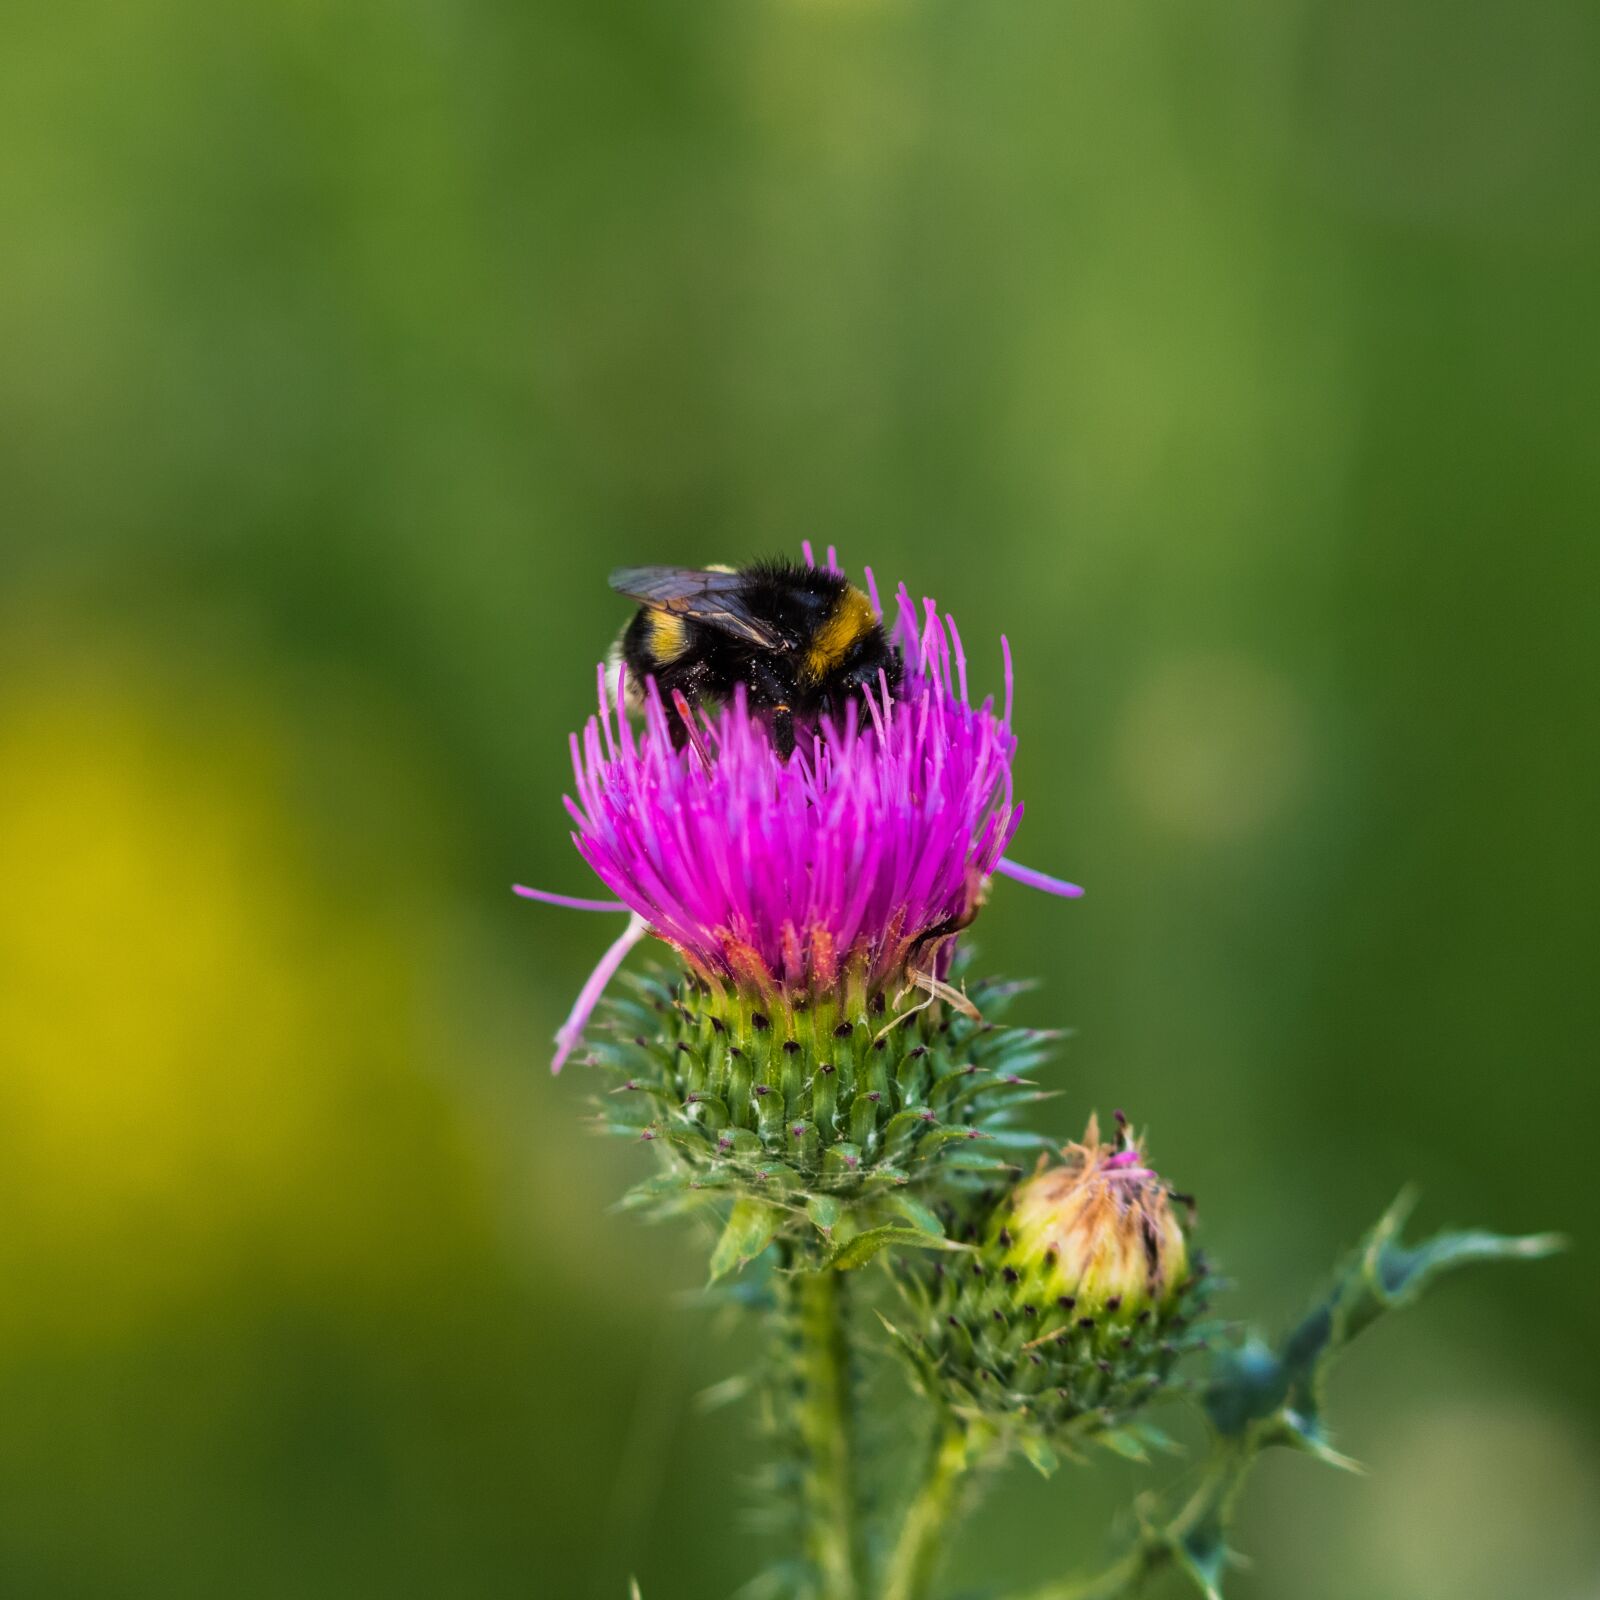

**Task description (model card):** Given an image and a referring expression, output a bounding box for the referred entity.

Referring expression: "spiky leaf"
[1206,1192,1563,1450]
[823,1226,965,1272]
[710,1198,786,1282]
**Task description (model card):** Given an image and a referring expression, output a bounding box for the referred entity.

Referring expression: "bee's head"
[820,625,902,713]
[859,622,904,687]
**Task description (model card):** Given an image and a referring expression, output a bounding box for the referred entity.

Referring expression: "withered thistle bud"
[1005,1112,1189,1316]
[892,1114,1207,1443]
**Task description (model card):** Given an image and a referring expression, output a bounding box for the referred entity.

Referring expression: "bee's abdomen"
[623,606,692,670]
[646,607,691,664]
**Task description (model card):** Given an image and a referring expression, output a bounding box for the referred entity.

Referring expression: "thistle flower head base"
[589,957,1060,1214]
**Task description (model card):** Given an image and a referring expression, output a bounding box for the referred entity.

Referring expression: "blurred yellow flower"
[0,661,488,1344]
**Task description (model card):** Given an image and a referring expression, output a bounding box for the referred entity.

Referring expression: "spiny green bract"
[582,959,1061,1262]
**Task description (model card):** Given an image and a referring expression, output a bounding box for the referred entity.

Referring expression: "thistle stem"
[792,1265,865,1600]
[880,1415,976,1600]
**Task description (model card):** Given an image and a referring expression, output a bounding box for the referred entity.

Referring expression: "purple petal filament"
[513,884,632,913]
[550,913,649,1073]
[994,858,1085,899]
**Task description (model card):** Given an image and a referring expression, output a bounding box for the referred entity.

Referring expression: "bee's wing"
[608,566,785,650]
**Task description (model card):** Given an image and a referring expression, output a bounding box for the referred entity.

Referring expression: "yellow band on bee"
[804,586,874,681]
[648,608,690,663]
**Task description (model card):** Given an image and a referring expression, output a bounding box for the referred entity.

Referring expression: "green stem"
[793,1266,864,1600]
[880,1415,978,1600]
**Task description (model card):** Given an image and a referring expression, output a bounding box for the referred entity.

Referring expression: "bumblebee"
[610,560,902,756]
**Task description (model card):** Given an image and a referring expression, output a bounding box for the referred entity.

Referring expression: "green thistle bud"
[891,1113,1208,1442]
[593,962,1057,1235]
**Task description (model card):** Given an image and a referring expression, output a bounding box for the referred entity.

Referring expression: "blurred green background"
[3,0,1596,1596]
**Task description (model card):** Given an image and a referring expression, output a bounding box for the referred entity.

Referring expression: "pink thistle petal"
[995,857,1085,898]
[551,912,649,1073]
[513,884,632,913]
[948,614,969,705]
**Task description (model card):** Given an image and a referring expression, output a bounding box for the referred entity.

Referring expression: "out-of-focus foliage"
[1,0,1595,1596]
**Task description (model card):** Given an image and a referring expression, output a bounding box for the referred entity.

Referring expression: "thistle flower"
[515,558,1082,1208]
[522,567,1078,1070]
[890,1114,1206,1439]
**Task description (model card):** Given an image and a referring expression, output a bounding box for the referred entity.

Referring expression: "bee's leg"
[771,705,795,759]
[744,660,796,758]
